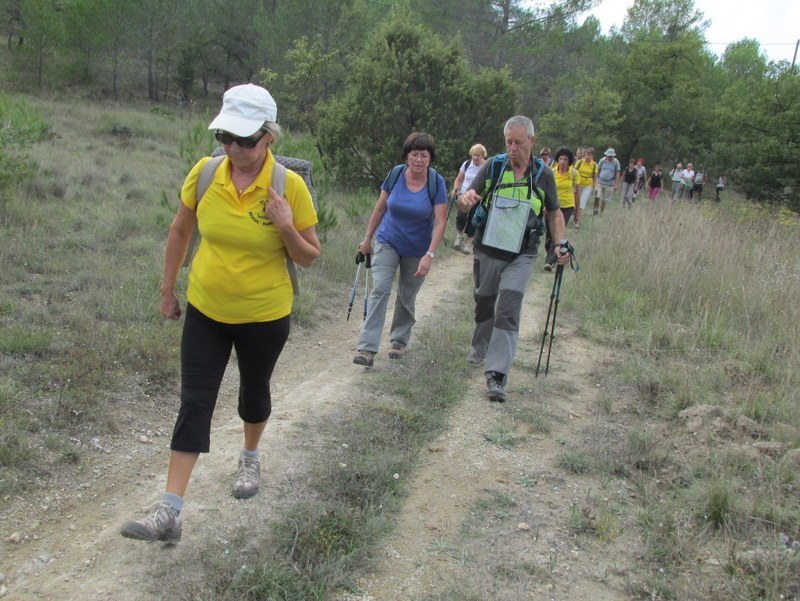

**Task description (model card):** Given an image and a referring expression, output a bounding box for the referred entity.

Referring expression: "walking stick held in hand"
[536,241,578,377]
[346,252,365,321]
[362,252,371,320]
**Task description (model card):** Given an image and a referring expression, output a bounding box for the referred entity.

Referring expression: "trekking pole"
[536,265,561,377]
[346,252,365,321]
[362,253,371,320]
[543,263,564,375]
[536,242,579,377]
[443,193,458,247]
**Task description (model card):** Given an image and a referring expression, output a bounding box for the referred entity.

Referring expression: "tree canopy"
[316,16,516,187]
[1,0,797,207]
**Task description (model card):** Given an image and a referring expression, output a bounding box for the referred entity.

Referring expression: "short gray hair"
[503,115,534,137]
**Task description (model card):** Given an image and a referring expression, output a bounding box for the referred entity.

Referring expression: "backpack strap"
[385,164,405,194]
[386,164,439,205]
[274,154,317,209]
[531,157,545,189]
[272,161,287,196]
[182,155,300,297]
[426,167,439,205]
[270,162,301,297]
[182,155,225,267]
[484,154,545,213]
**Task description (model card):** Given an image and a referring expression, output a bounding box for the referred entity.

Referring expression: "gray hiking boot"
[232,455,261,499]
[486,377,507,402]
[452,232,464,250]
[121,502,182,543]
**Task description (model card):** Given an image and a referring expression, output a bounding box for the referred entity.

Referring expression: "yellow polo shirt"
[181,153,317,323]
[553,166,577,209]
[574,159,597,187]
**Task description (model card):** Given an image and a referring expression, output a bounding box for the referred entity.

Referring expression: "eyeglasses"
[214,130,267,149]
[540,152,549,156]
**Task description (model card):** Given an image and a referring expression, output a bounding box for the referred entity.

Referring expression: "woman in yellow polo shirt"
[573,146,597,228]
[544,147,578,271]
[121,84,320,543]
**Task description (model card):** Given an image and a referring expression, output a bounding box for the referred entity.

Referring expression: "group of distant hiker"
[668,162,726,202]
[563,149,727,212]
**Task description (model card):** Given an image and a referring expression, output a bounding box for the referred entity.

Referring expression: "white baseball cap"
[208,84,277,137]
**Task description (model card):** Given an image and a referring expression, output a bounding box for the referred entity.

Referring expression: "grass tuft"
[557,449,591,474]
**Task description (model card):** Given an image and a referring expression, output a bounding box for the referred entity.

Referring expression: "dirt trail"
[0,251,467,600]
[356,258,632,601]
[0,249,633,601]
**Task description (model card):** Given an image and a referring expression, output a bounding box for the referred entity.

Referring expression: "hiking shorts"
[599,184,615,204]
[578,186,593,210]
[170,303,290,453]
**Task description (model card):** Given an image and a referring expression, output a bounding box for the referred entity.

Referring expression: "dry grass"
[567,200,800,599]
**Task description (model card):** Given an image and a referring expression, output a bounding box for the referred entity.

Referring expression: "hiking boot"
[388,343,405,359]
[452,232,463,250]
[353,350,376,367]
[573,220,580,229]
[486,377,507,402]
[121,502,182,543]
[466,348,484,367]
[232,455,261,499]
[543,263,553,272]
[462,241,473,255]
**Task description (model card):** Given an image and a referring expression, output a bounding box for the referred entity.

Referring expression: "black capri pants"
[170,303,291,453]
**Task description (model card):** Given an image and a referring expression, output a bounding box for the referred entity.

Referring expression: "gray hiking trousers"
[470,249,536,384]
[356,242,426,354]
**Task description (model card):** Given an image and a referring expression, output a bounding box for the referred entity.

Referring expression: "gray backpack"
[182,152,317,296]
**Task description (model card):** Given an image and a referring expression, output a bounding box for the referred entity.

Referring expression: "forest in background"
[1,0,798,209]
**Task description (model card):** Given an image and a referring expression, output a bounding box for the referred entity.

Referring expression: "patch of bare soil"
[0,250,639,601]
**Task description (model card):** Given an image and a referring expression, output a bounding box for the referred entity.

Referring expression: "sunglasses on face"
[214,129,267,149]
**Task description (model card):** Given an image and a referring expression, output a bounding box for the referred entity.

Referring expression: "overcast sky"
[579,0,799,64]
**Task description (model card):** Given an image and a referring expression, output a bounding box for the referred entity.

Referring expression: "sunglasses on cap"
[214,129,267,149]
